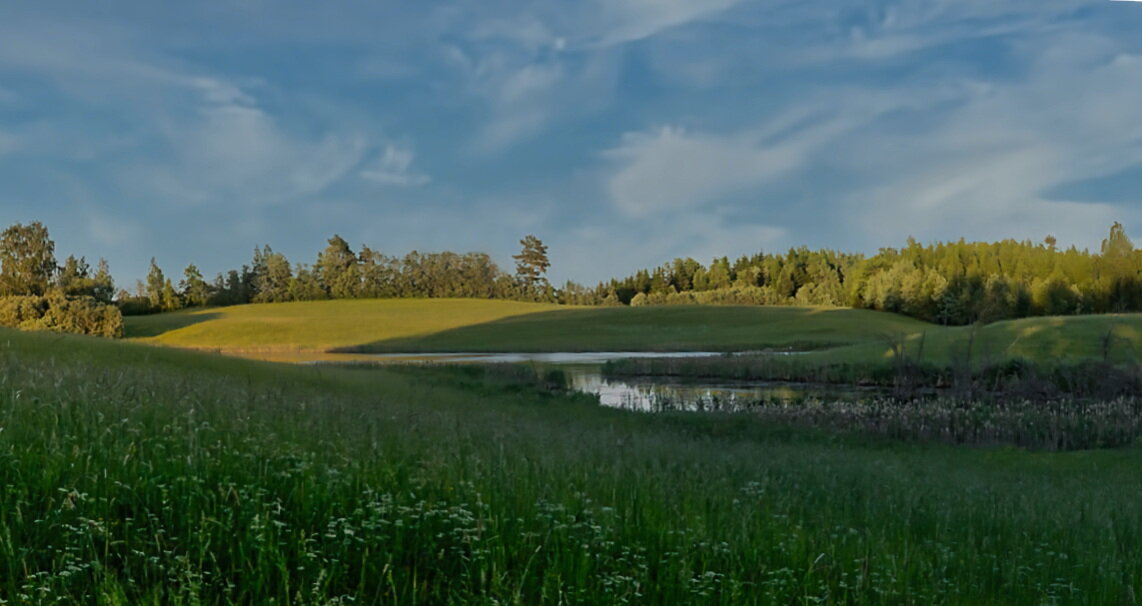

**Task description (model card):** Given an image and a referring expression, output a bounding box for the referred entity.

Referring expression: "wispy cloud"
[601,93,904,218]
[360,145,431,187]
[4,0,1142,287]
[603,126,802,217]
[585,0,744,47]
[1,14,373,208]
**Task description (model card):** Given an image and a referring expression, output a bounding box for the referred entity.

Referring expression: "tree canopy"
[0,222,56,296]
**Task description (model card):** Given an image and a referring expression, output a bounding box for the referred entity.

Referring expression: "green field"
[126,299,930,355]
[126,299,565,353]
[2,327,1142,603]
[816,312,1142,366]
[126,299,1142,368]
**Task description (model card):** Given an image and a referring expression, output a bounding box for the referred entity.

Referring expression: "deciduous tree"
[0,222,56,296]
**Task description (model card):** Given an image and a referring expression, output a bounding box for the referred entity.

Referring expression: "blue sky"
[2,1,1142,288]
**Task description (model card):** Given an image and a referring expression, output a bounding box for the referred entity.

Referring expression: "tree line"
[0,222,122,337]
[0,220,1139,337]
[598,223,1142,324]
[119,234,554,313]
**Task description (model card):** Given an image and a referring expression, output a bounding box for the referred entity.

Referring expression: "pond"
[565,369,884,413]
[350,351,885,413]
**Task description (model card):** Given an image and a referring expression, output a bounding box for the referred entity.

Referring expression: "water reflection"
[566,368,879,413]
[351,351,872,413]
[367,351,724,364]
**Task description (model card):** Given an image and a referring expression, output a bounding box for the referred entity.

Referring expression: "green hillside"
[127,299,1142,366]
[818,313,1142,365]
[344,304,933,353]
[125,298,564,352]
[127,299,931,356]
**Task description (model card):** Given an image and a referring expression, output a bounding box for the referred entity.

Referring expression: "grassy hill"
[127,299,931,356]
[126,298,1142,366]
[3,326,1142,602]
[817,312,1142,366]
[126,298,564,353]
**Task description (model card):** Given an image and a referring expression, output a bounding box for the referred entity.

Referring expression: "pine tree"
[512,235,550,297]
[92,259,115,303]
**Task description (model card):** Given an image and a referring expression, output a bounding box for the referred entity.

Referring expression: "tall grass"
[1,329,1141,603]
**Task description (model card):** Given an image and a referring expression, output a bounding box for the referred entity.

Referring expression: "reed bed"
[604,355,1142,401]
[629,393,1142,451]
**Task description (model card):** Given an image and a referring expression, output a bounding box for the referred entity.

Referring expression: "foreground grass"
[1,329,1142,603]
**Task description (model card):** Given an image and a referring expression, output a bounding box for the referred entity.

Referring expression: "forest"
[604,223,1142,324]
[0,221,1139,336]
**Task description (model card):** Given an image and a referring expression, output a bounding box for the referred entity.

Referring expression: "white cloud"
[186,76,257,106]
[589,0,743,47]
[602,108,870,218]
[360,145,431,187]
[126,95,369,207]
[457,47,618,152]
[819,33,1142,251]
[604,126,798,216]
[0,16,373,207]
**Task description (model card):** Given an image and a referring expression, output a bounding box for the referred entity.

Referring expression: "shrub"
[0,293,124,338]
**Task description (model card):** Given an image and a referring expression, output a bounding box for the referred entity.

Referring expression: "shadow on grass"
[124,311,224,339]
[331,305,906,354]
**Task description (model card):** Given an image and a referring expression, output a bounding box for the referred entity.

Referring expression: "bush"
[0,293,124,338]
[0,296,48,327]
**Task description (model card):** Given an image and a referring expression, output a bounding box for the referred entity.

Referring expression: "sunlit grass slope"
[130,299,932,354]
[816,313,1142,365]
[2,327,1142,603]
[126,298,564,352]
[127,298,1142,364]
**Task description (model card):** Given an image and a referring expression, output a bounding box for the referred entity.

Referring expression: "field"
[126,300,930,357]
[2,327,1142,604]
[125,299,565,353]
[126,300,1142,372]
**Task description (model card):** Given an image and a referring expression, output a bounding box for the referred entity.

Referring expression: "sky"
[2,1,1142,289]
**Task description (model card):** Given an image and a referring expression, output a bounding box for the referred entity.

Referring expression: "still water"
[566,370,879,413]
[362,351,878,413]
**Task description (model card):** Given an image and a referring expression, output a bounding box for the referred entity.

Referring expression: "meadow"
[126,299,1142,367]
[124,299,566,353]
[2,327,1142,604]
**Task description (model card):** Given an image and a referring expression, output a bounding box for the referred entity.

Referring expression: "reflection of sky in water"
[368,351,725,364]
[566,368,873,413]
[360,351,864,413]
